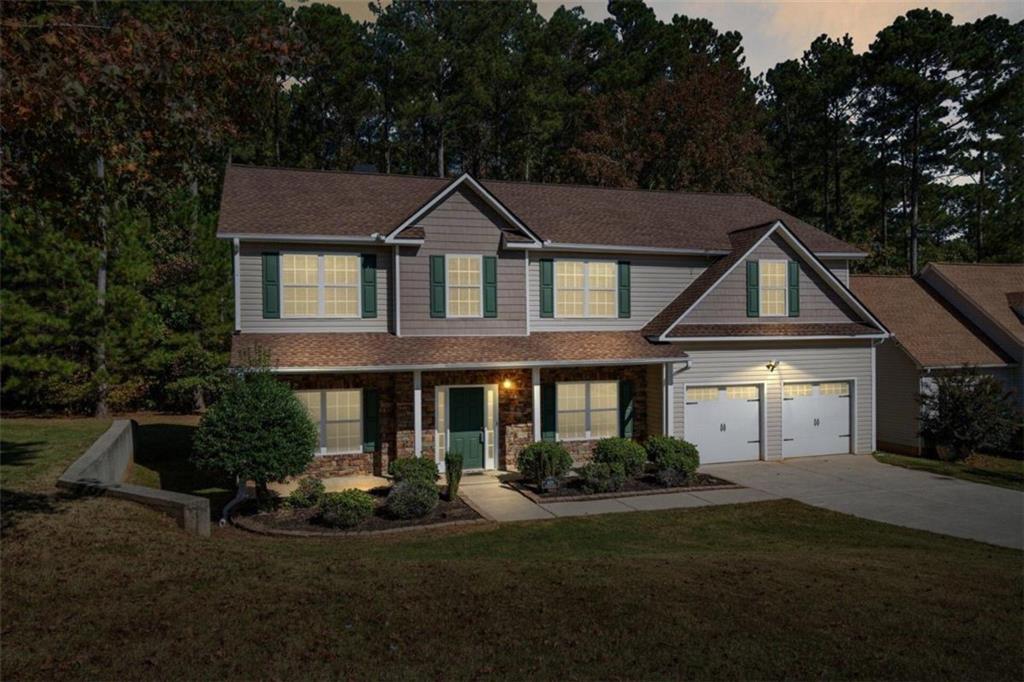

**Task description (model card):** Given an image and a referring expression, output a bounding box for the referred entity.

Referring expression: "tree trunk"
[94,156,109,418]
[975,162,985,261]
[437,127,445,178]
[909,108,921,275]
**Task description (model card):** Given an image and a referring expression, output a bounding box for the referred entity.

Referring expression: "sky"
[296,0,1023,75]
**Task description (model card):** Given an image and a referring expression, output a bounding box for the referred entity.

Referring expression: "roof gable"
[644,221,886,340]
[923,262,1024,346]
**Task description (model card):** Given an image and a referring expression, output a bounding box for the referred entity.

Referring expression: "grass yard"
[875,451,1024,491]
[2,417,1022,681]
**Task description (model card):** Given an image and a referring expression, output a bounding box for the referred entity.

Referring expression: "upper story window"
[447,255,482,317]
[282,253,359,318]
[758,259,787,317]
[555,260,616,318]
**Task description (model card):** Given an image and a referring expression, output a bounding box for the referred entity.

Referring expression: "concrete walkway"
[705,455,1024,550]
[458,472,778,522]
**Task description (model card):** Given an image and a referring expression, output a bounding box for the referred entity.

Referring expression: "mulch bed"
[234,486,484,536]
[512,472,741,503]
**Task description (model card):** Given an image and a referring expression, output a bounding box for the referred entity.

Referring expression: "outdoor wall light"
[502,378,514,390]
[766,360,779,372]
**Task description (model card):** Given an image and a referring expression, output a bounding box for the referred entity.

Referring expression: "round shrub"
[318,489,374,529]
[385,480,439,519]
[388,457,439,484]
[645,436,699,473]
[516,441,573,484]
[287,476,325,508]
[578,461,626,493]
[592,437,647,477]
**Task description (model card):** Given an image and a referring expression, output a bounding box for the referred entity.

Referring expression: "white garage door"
[683,385,761,464]
[782,382,852,457]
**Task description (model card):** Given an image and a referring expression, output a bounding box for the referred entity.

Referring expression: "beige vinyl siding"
[875,341,924,452]
[684,234,862,325]
[671,341,875,459]
[399,187,527,336]
[822,259,849,287]
[529,252,708,331]
[239,241,388,333]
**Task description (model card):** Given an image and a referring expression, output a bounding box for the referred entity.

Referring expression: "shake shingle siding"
[238,241,389,333]
[399,187,527,336]
[683,234,861,326]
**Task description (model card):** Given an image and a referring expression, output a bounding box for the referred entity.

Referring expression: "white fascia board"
[384,173,543,246]
[658,333,889,342]
[505,241,729,256]
[921,362,1016,370]
[219,232,402,244]
[268,356,690,374]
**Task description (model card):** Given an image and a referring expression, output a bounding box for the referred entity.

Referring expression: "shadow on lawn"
[133,423,234,518]
[1,488,65,536]
[0,440,46,469]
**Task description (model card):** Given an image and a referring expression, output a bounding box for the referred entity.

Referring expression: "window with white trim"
[555,260,616,318]
[759,259,787,317]
[556,380,618,440]
[447,255,482,317]
[295,389,362,454]
[282,253,360,318]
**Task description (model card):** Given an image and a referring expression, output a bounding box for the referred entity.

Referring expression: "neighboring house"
[852,263,1023,455]
[218,164,887,478]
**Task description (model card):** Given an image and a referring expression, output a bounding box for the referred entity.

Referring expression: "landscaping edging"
[231,511,489,538]
[57,419,211,536]
[511,480,743,504]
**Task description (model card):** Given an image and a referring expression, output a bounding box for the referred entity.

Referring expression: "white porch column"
[663,362,675,438]
[413,370,423,456]
[532,366,541,442]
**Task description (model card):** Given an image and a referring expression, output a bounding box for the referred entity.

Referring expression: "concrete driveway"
[704,455,1024,549]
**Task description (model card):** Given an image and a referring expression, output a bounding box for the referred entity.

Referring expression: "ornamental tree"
[918,368,1021,461]
[192,368,318,499]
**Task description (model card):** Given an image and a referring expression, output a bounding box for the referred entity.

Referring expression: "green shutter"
[539,259,554,318]
[788,261,800,317]
[618,380,634,439]
[429,255,446,318]
[361,254,377,318]
[262,252,280,319]
[540,383,556,442]
[745,261,759,318]
[362,388,379,453]
[483,256,497,318]
[617,261,631,318]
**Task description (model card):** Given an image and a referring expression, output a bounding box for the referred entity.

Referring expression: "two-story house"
[218,165,888,478]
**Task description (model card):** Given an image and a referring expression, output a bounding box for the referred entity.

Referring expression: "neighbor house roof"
[851,275,1013,368]
[923,262,1024,347]
[231,331,687,372]
[217,164,863,255]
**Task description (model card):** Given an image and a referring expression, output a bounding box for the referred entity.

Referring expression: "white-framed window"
[446,255,482,318]
[555,260,617,318]
[295,389,362,455]
[282,253,360,318]
[556,380,618,441]
[759,259,787,317]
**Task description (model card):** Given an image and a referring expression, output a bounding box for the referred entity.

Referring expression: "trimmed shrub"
[593,437,647,477]
[385,480,439,519]
[516,441,573,484]
[319,489,374,528]
[646,436,699,471]
[919,369,1021,461]
[578,461,626,493]
[287,476,326,508]
[388,457,439,484]
[444,451,464,501]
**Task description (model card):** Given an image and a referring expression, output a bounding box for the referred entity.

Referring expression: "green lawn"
[875,451,1024,491]
[2,417,1022,680]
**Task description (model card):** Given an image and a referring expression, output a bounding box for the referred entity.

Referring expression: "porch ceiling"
[231,331,687,372]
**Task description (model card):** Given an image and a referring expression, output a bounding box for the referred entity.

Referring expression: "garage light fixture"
[766,360,779,372]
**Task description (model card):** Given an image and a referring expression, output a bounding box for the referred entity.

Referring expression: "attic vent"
[1007,292,1024,323]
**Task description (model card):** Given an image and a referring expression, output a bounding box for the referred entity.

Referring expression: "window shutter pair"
[260,252,377,319]
[362,388,380,453]
[745,260,800,317]
[430,255,496,318]
[539,259,631,318]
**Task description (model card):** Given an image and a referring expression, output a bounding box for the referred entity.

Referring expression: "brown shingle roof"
[925,263,1024,346]
[657,323,882,339]
[217,164,862,254]
[231,332,687,370]
[851,275,1012,368]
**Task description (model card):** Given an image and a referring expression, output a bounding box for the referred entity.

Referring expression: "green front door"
[448,387,485,469]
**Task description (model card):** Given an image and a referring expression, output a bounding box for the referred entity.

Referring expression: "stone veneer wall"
[280,363,649,477]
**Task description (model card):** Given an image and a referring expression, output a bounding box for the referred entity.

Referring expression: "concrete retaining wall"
[57,420,211,536]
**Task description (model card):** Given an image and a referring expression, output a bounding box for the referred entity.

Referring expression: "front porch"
[281,363,669,479]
